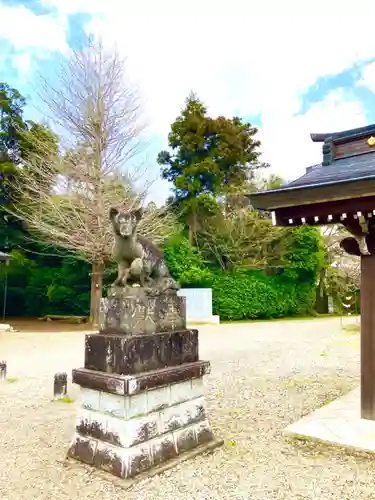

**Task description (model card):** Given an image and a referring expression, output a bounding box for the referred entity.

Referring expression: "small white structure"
[0,323,14,332]
[178,288,220,325]
[284,387,375,455]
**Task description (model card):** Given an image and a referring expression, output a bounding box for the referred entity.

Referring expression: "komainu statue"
[109,207,179,295]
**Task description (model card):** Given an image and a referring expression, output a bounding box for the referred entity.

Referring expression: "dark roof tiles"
[284,151,375,190]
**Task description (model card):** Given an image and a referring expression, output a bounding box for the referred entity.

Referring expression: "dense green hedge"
[164,226,325,321]
[163,234,212,288]
[0,250,91,317]
[212,271,316,321]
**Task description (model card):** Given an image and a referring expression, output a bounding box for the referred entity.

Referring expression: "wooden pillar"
[360,253,375,419]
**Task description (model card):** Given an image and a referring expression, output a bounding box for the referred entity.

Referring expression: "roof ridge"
[310,123,375,143]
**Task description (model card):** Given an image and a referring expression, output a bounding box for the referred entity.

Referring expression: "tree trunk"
[188,210,198,246]
[90,261,104,328]
[188,223,194,246]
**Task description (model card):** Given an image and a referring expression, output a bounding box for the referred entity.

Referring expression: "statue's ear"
[109,207,118,221]
[133,207,143,221]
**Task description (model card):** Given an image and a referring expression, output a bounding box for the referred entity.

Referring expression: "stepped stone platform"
[68,288,222,480]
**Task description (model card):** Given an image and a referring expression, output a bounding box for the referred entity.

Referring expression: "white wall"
[178,288,214,321]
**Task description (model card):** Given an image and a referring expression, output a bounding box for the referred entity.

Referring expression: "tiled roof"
[283,151,375,190]
[310,123,375,144]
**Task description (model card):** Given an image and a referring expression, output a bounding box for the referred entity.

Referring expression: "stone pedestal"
[68,288,222,480]
[100,287,186,335]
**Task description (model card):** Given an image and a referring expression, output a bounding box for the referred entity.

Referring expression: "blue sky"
[2,0,375,204]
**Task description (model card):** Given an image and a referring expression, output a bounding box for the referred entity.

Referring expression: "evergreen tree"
[158,92,267,243]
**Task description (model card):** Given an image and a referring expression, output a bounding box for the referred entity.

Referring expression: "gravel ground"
[1,317,375,500]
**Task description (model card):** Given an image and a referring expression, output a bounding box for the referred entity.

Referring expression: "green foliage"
[158,93,267,240]
[211,226,324,320]
[0,81,327,322]
[258,174,285,191]
[0,83,27,204]
[280,226,326,282]
[6,377,19,383]
[0,82,26,160]
[0,249,91,317]
[0,82,58,210]
[18,121,58,161]
[163,234,212,288]
[163,224,323,321]
[1,225,324,321]
[158,93,265,198]
[197,209,284,271]
[212,271,316,321]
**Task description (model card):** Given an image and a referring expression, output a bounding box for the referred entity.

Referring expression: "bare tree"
[8,39,178,325]
[197,208,286,271]
[319,225,360,302]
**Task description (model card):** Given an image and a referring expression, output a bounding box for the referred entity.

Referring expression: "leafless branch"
[8,39,177,266]
[37,37,145,175]
[197,208,284,270]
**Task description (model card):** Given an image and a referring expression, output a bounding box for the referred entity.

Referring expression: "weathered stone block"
[68,435,97,465]
[69,414,219,479]
[99,391,128,418]
[146,385,170,413]
[0,361,7,381]
[94,441,124,477]
[150,434,177,466]
[174,426,198,454]
[53,372,67,400]
[160,397,207,433]
[127,442,152,477]
[76,410,113,445]
[126,392,148,419]
[81,388,101,411]
[99,288,186,336]
[101,411,160,448]
[78,376,207,425]
[170,379,193,406]
[76,394,209,447]
[84,329,199,375]
[76,393,209,448]
[73,360,210,396]
[191,377,205,399]
[195,419,215,445]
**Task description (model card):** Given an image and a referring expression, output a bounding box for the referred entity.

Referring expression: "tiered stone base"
[68,322,222,478]
[68,290,222,479]
[68,361,220,478]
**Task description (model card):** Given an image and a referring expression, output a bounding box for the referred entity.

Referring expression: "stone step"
[68,417,215,478]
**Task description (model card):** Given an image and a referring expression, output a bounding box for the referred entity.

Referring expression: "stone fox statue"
[109,207,179,293]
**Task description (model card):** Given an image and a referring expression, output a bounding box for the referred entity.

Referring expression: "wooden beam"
[360,254,375,419]
[277,195,375,220]
[250,179,375,211]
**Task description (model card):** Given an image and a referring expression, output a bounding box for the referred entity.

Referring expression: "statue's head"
[109,207,143,238]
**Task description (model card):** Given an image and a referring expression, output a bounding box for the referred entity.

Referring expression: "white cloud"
[2,0,375,200]
[0,4,67,52]
[78,0,375,182]
[259,89,368,182]
[358,61,375,94]
[12,52,32,73]
[41,0,107,15]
